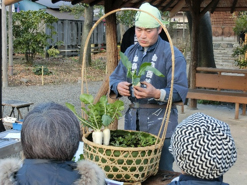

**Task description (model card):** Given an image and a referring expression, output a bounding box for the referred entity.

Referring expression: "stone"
[20,78,30,83]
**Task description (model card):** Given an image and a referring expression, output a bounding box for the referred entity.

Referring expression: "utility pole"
[0,6,6,132]
[8,4,13,76]
[2,1,8,87]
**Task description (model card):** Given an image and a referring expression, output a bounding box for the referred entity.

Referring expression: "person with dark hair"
[120,26,169,53]
[0,102,105,185]
[110,2,188,171]
[168,112,237,185]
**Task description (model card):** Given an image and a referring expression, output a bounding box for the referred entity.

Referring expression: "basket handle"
[81,8,175,145]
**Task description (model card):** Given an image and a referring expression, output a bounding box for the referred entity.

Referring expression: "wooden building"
[46,9,107,56]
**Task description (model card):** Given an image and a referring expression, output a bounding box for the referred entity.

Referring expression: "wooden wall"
[46,19,121,56]
[211,12,237,42]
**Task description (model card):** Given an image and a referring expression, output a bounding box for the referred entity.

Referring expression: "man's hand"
[117,82,131,97]
[133,81,160,99]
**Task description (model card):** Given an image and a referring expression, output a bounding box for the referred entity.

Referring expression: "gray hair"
[21,102,81,161]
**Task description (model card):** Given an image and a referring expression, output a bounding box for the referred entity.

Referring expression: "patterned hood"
[169,112,237,179]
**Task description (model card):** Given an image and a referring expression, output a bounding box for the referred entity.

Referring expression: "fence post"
[245,33,247,61]
[42,66,44,85]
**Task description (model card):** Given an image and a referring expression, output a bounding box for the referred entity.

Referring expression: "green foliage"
[47,47,60,57]
[232,42,247,68]
[117,11,136,27]
[60,3,86,19]
[120,52,164,86]
[233,12,247,35]
[60,4,104,19]
[110,130,156,147]
[72,154,84,162]
[12,10,58,65]
[232,12,247,69]
[32,65,52,75]
[47,41,63,58]
[198,100,221,105]
[66,94,124,130]
[94,6,104,18]
[91,58,106,70]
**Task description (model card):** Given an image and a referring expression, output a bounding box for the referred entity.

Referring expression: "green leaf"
[114,100,125,111]
[138,62,152,76]
[145,66,165,77]
[127,69,132,79]
[80,94,94,104]
[66,93,124,132]
[102,114,113,126]
[78,154,84,161]
[65,103,77,114]
[133,78,141,86]
[99,95,107,108]
[120,52,165,86]
[66,102,97,130]
[120,51,132,69]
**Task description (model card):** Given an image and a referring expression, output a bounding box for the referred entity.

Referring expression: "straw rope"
[80,8,175,183]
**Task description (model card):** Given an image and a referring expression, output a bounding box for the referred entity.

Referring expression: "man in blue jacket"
[110,2,188,171]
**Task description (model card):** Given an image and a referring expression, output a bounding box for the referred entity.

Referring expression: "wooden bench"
[186,67,247,119]
[2,100,33,120]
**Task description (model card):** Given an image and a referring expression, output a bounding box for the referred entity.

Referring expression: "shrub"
[32,65,52,75]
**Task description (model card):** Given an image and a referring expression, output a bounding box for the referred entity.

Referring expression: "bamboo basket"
[81,8,175,183]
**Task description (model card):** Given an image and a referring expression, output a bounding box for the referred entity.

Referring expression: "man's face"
[135,26,162,47]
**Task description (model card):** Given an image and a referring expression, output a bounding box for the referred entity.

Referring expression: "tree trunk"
[186,11,216,109]
[187,5,200,109]
[93,74,110,104]
[0,9,6,132]
[105,0,119,130]
[187,11,216,68]
[8,5,13,76]
[25,52,35,66]
[198,12,216,68]
[79,6,93,67]
[2,3,8,87]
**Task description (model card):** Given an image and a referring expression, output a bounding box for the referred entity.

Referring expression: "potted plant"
[66,94,124,145]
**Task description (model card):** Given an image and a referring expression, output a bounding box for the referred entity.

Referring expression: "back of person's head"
[21,102,81,161]
[169,112,237,179]
[135,2,162,28]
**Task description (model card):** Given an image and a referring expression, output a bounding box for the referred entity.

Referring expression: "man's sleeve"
[109,60,128,99]
[164,54,188,103]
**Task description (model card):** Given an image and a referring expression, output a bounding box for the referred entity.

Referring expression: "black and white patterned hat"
[169,112,237,179]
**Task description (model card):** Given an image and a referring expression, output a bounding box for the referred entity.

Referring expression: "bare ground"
[7,53,107,87]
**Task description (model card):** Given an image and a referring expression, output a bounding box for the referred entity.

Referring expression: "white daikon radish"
[103,128,110,145]
[92,130,103,145]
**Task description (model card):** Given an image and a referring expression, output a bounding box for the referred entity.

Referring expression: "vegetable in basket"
[66,94,124,145]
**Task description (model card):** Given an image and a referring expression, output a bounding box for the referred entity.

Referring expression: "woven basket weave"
[83,130,162,182]
[81,8,175,183]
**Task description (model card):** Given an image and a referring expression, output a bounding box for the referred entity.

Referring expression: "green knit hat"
[135,3,162,28]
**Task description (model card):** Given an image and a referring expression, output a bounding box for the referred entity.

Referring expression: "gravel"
[2,81,130,119]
